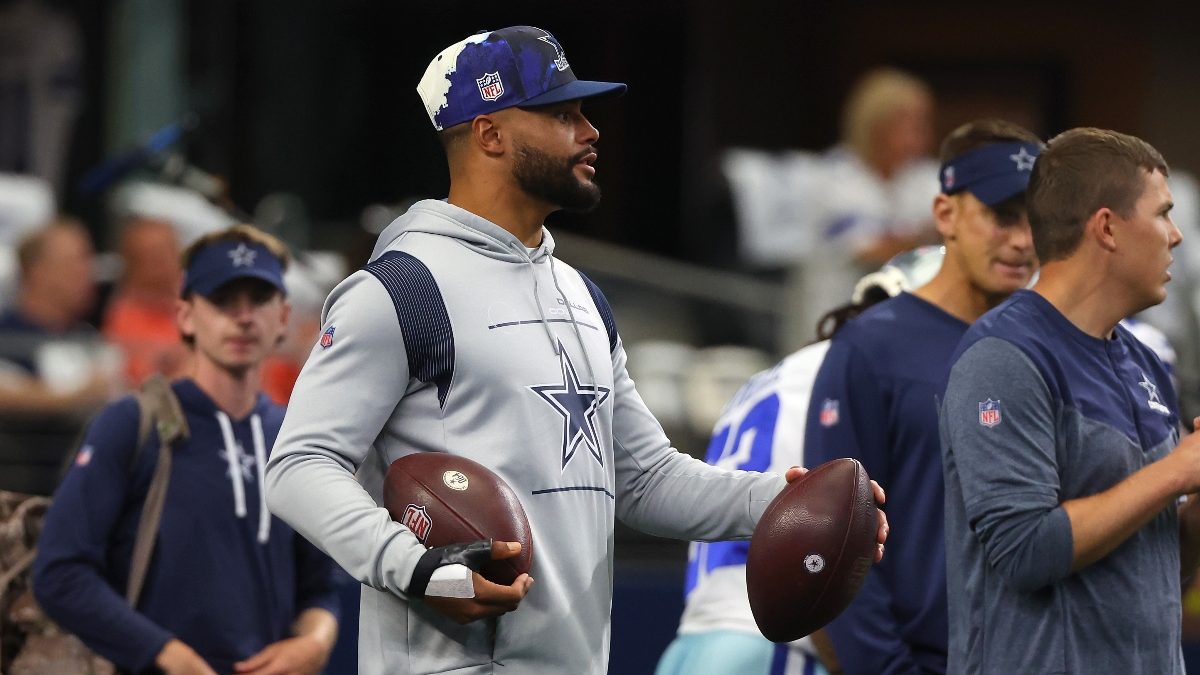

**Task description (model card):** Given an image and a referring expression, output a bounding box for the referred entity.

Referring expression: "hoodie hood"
[371,199,555,264]
[369,198,596,374]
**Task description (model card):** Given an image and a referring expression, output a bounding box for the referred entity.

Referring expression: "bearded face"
[512,140,601,213]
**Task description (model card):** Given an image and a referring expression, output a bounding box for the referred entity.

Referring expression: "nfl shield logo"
[320,325,335,349]
[978,399,1002,428]
[401,504,433,544]
[819,399,840,427]
[476,72,504,101]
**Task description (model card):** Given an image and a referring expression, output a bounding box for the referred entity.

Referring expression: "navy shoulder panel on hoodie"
[365,250,455,407]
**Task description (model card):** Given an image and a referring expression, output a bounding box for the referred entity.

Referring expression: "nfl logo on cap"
[476,72,504,101]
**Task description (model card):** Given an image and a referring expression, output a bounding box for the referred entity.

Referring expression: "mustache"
[569,147,596,165]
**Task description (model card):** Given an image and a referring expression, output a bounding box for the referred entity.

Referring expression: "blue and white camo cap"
[417,26,626,131]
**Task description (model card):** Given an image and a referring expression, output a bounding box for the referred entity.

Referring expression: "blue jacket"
[805,292,965,674]
[34,378,339,674]
[941,290,1182,674]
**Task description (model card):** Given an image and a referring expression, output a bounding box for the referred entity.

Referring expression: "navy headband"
[182,239,287,298]
[939,142,1041,206]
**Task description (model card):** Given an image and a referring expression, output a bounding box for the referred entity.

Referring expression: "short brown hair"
[1027,128,1169,263]
[180,223,291,277]
[939,118,1042,164]
[16,217,88,280]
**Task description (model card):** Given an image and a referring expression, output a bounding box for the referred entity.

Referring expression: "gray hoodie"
[265,199,785,674]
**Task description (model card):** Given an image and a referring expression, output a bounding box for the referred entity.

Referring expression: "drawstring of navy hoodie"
[215,411,271,544]
[514,241,603,389]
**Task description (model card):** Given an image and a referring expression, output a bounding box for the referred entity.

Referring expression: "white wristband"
[424,564,475,598]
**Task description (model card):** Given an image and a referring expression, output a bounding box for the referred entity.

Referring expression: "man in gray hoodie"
[266,25,886,675]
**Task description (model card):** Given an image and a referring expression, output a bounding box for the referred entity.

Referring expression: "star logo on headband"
[228,243,257,268]
[1010,147,1037,171]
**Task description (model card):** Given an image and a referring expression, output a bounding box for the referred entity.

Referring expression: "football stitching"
[408,468,524,580]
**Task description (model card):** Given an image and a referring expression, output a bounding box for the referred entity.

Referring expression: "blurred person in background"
[102,215,190,387]
[657,247,942,675]
[0,217,102,379]
[781,67,941,351]
[831,67,939,266]
[0,218,115,496]
[34,224,339,675]
[804,119,1043,674]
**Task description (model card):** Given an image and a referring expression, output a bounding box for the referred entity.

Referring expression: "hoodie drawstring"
[215,410,271,544]
[250,414,271,544]
[548,257,603,391]
[215,411,246,519]
[514,242,562,356]
[511,241,604,390]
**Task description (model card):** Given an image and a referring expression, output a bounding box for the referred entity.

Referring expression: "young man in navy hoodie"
[34,224,339,674]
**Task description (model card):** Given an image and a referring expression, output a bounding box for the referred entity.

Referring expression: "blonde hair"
[841,67,933,161]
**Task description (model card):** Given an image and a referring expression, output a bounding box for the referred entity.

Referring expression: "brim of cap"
[965,172,1032,207]
[520,80,627,108]
[186,270,287,298]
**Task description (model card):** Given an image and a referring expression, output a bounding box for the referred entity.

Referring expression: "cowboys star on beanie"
[417,26,627,131]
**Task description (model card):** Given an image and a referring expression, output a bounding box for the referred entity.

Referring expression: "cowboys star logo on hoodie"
[529,342,611,470]
[220,444,257,481]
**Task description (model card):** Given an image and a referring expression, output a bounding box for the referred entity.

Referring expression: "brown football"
[746,457,877,642]
[383,453,533,585]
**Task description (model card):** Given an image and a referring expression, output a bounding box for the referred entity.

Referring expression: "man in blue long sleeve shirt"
[941,128,1200,674]
[805,119,1042,674]
[34,225,339,674]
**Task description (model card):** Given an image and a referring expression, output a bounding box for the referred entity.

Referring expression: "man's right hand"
[155,639,218,675]
[422,540,534,624]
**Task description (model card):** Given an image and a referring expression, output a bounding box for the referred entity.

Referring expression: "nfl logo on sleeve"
[819,399,840,427]
[978,399,1002,428]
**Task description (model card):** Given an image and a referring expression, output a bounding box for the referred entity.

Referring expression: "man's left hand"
[785,465,889,562]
